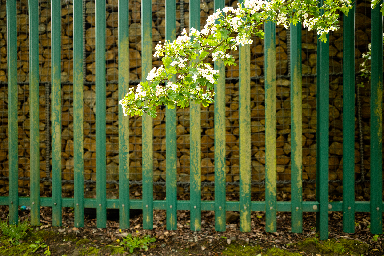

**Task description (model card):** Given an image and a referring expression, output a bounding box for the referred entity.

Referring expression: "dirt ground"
[0,205,383,255]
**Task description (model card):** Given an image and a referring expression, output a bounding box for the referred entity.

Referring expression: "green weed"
[0,219,30,245]
[29,240,48,253]
[117,231,156,253]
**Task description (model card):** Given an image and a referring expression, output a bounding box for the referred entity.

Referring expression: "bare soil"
[0,205,383,255]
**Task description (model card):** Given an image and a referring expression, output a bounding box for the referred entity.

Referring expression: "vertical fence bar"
[189,0,201,232]
[29,0,40,226]
[239,43,251,232]
[7,0,18,225]
[52,0,62,227]
[370,1,383,235]
[290,22,303,233]
[118,0,130,230]
[142,0,153,230]
[73,0,84,228]
[342,4,355,234]
[316,0,329,240]
[96,0,107,228]
[264,20,276,233]
[214,0,226,233]
[165,0,177,231]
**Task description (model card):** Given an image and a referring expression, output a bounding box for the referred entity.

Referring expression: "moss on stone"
[297,236,369,255]
[222,242,263,255]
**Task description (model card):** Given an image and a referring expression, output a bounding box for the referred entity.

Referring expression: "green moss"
[76,238,90,247]
[0,227,54,255]
[106,245,125,255]
[265,247,301,256]
[222,243,303,256]
[0,240,36,256]
[297,237,369,255]
[79,246,100,256]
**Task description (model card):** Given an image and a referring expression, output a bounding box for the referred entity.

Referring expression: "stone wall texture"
[0,0,382,201]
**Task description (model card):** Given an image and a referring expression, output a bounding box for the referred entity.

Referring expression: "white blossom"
[146,67,157,81]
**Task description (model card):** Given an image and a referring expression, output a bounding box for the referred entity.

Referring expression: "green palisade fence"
[52,0,63,227]
[73,0,84,228]
[189,0,202,232]
[316,0,330,240]
[118,0,131,230]
[0,0,383,241]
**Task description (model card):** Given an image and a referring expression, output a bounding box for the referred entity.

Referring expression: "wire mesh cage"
[0,0,382,207]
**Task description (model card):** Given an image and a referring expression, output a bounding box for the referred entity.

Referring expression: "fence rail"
[0,0,383,240]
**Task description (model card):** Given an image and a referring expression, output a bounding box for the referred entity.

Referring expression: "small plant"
[0,218,30,245]
[373,235,380,242]
[29,240,48,253]
[44,246,52,255]
[118,231,156,253]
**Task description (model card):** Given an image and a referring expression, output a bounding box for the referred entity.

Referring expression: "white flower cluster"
[276,13,289,28]
[146,65,164,81]
[155,84,165,96]
[243,0,267,13]
[197,64,219,84]
[212,51,231,61]
[189,27,200,37]
[171,58,188,68]
[119,97,129,116]
[166,81,179,92]
[235,34,253,46]
[120,0,359,117]
[176,29,191,44]
[154,43,163,58]
[206,10,221,26]
[135,84,146,99]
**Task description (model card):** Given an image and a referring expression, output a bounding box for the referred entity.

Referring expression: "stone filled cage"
[0,0,381,204]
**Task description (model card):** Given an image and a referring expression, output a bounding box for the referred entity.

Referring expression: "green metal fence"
[0,0,383,240]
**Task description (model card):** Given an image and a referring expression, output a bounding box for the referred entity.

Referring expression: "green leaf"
[162,56,172,68]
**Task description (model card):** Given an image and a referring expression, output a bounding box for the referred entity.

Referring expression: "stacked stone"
[0,0,379,201]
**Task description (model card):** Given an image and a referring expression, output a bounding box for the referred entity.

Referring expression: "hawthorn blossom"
[146,67,157,81]
[189,27,200,37]
[198,64,219,84]
[222,7,234,13]
[155,85,165,96]
[206,9,221,26]
[135,84,146,99]
[120,0,356,117]
[167,82,178,91]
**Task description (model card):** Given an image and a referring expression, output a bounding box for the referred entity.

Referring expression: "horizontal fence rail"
[0,0,383,241]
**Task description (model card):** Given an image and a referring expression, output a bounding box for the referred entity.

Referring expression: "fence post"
[118,0,130,229]
[264,19,277,233]
[189,0,202,232]
[96,0,107,228]
[142,0,154,230]
[73,0,85,228]
[165,0,177,231]
[7,0,18,225]
[342,4,355,234]
[214,0,227,233]
[290,22,303,233]
[239,22,251,232]
[29,0,40,226]
[370,1,383,235]
[52,0,63,227]
[316,0,329,240]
